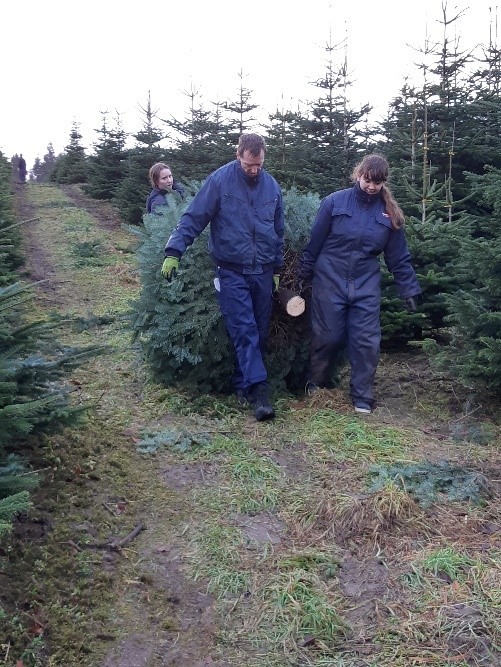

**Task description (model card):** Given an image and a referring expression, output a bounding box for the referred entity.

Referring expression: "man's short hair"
[237,133,266,157]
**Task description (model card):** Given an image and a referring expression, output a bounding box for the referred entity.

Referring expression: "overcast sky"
[1,0,495,167]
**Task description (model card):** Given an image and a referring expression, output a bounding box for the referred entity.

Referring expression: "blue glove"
[161,257,179,282]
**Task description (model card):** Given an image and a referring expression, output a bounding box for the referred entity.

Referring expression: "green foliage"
[0,152,23,280]
[0,455,39,496]
[0,490,32,537]
[130,188,319,393]
[368,461,492,507]
[112,93,171,225]
[113,148,157,225]
[50,122,87,184]
[31,143,58,182]
[0,283,104,447]
[380,208,473,346]
[423,168,501,394]
[135,426,212,454]
[421,547,474,581]
[259,569,350,654]
[0,225,105,536]
[83,112,127,200]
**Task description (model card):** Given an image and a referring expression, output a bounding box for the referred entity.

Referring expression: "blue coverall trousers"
[216,267,273,391]
[309,284,381,406]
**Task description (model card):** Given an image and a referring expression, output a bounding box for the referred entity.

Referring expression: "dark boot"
[236,388,252,405]
[252,382,275,421]
[305,381,321,396]
[236,385,261,406]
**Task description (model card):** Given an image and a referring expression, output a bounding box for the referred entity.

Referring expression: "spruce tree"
[162,85,236,181]
[31,143,58,182]
[0,153,22,280]
[113,93,172,225]
[50,122,87,184]
[298,40,370,197]
[221,68,258,143]
[0,278,104,536]
[130,188,319,394]
[428,167,501,394]
[265,106,317,192]
[380,3,501,210]
[84,112,127,200]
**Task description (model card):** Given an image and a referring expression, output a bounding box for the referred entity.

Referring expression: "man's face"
[237,149,265,177]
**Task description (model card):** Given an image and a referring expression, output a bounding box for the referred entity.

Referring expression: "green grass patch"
[299,410,407,461]
[189,523,251,598]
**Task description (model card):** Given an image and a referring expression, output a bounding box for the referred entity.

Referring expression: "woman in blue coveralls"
[297,154,421,414]
[146,163,185,214]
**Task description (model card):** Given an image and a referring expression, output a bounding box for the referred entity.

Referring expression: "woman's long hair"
[351,154,404,230]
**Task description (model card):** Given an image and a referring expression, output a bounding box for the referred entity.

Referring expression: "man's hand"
[273,274,280,292]
[161,257,179,282]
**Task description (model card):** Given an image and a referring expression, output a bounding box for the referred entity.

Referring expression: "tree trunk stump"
[277,288,305,317]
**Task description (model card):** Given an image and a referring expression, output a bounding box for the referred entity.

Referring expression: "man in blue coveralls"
[161,133,285,421]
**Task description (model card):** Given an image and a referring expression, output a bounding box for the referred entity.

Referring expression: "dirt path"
[7,182,500,667]
[11,183,228,667]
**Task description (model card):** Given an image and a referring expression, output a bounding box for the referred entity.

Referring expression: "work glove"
[405,296,418,312]
[161,256,179,282]
[273,274,280,292]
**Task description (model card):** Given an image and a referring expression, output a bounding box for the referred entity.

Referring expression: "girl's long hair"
[352,154,404,230]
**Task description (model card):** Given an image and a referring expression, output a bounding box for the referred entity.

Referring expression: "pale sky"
[1,0,495,167]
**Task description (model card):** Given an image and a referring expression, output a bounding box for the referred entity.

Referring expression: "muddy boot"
[252,382,275,422]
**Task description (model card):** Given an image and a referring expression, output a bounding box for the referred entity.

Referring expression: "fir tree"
[221,68,258,142]
[265,106,316,192]
[50,121,87,184]
[0,158,105,534]
[162,85,236,180]
[130,188,319,394]
[299,39,370,197]
[0,153,22,280]
[0,278,105,535]
[84,112,127,200]
[31,143,58,182]
[427,167,501,394]
[113,93,170,225]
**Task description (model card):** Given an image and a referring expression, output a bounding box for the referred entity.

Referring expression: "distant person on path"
[297,153,421,414]
[18,154,27,183]
[146,163,185,214]
[161,133,285,422]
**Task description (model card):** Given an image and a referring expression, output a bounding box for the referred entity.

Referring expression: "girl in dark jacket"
[146,163,185,214]
[297,154,421,414]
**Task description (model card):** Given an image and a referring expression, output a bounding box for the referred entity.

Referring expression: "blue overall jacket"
[146,182,185,213]
[299,183,421,300]
[164,160,284,274]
